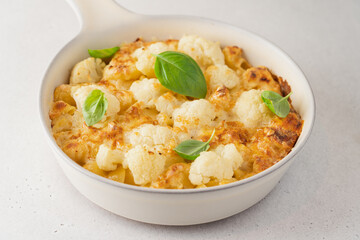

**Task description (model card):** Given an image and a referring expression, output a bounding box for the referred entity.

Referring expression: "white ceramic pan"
[39,0,315,225]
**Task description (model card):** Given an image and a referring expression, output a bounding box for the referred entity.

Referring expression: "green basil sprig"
[88,46,120,58]
[153,51,207,99]
[174,129,216,161]
[83,89,108,126]
[261,91,292,118]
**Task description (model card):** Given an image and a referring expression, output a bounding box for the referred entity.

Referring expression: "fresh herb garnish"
[83,89,108,126]
[174,129,216,161]
[153,51,207,99]
[261,91,292,118]
[88,46,120,58]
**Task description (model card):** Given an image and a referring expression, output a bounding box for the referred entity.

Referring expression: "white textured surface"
[1,0,359,239]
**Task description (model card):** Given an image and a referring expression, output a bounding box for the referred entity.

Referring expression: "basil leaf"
[153,51,207,98]
[83,89,108,126]
[88,46,119,58]
[261,91,292,118]
[174,129,215,161]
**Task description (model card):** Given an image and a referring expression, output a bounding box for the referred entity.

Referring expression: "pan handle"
[66,0,138,32]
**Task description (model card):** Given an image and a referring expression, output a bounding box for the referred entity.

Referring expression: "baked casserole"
[49,35,303,189]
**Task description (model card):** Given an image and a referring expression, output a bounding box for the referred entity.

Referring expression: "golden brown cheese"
[223,46,251,75]
[103,39,144,82]
[49,36,303,189]
[53,84,76,106]
[151,163,194,189]
[208,86,232,111]
[243,66,281,93]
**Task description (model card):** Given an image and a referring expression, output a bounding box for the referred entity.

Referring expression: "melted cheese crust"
[49,36,303,189]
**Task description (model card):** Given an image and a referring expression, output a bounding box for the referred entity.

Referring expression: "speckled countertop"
[1,0,359,239]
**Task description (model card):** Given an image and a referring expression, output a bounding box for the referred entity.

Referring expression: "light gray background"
[1,0,359,239]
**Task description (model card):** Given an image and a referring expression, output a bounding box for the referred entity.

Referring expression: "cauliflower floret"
[189,144,243,185]
[178,35,224,70]
[172,99,217,133]
[155,92,185,116]
[129,78,167,108]
[205,64,240,90]
[125,124,177,148]
[214,144,243,169]
[233,89,274,128]
[132,42,176,77]
[70,57,106,84]
[96,144,124,171]
[123,145,166,185]
[71,85,120,120]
